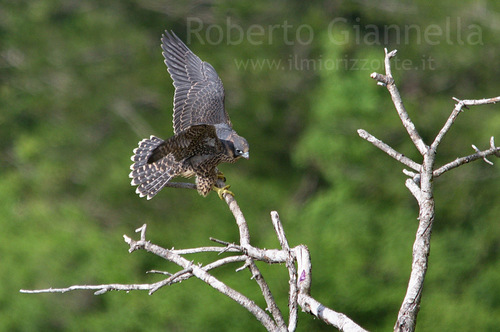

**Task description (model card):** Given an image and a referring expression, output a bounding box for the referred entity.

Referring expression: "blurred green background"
[2,1,499,331]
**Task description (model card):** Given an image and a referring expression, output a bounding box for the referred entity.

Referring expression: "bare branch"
[21,249,250,296]
[298,294,368,332]
[383,48,398,77]
[387,80,428,156]
[434,137,500,177]
[394,178,434,332]
[152,255,251,288]
[271,211,290,250]
[203,255,249,271]
[214,180,286,329]
[368,52,498,332]
[405,178,423,202]
[271,211,298,331]
[402,169,420,183]
[124,228,280,331]
[220,179,251,247]
[135,224,147,241]
[371,49,427,155]
[215,195,370,331]
[22,189,370,332]
[23,159,374,332]
[370,72,392,86]
[471,144,494,165]
[210,237,290,264]
[294,245,368,332]
[294,245,311,296]
[149,268,193,295]
[247,262,287,330]
[171,246,241,255]
[431,100,467,151]
[357,129,421,172]
[431,96,500,152]
[391,99,435,332]
[20,283,154,295]
[461,96,500,106]
[147,270,173,276]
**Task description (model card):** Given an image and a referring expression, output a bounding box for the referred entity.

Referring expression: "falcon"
[129,31,249,200]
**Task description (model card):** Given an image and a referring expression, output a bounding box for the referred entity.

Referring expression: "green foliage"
[1,0,499,331]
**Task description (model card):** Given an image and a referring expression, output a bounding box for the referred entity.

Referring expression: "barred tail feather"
[130,135,163,168]
[133,169,173,200]
[129,136,175,200]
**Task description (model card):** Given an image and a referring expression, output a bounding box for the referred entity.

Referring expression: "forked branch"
[21,182,367,332]
[361,48,499,332]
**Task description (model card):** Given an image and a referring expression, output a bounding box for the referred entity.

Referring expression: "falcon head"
[215,125,249,160]
[232,135,250,160]
[221,134,249,160]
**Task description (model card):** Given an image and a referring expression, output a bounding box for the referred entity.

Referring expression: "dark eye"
[236,149,243,155]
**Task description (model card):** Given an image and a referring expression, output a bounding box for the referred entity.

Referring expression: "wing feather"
[161,31,231,134]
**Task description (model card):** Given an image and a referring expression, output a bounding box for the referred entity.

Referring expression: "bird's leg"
[212,184,234,200]
[212,169,232,199]
[216,171,226,182]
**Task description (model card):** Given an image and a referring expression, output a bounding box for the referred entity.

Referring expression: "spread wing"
[161,31,231,134]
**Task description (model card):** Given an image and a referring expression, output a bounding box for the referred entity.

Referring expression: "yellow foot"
[212,184,234,200]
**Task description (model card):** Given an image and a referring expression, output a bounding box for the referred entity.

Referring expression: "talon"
[212,184,234,200]
[217,172,226,182]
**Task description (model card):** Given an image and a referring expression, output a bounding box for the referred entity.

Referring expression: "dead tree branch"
[434,136,500,177]
[357,129,421,172]
[371,49,428,155]
[362,48,499,332]
[21,181,367,332]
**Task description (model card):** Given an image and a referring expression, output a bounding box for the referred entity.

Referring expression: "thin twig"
[171,246,241,255]
[247,262,287,330]
[430,96,499,152]
[271,211,298,331]
[149,268,193,295]
[20,283,154,295]
[371,49,427,155]
[125,229,279,330]
[434,138,500,177]
[357,129,421,172]
[271,211,290,250]
[431,100,465,152]
[384,48,398,77]
[146,270,173,276]
[210,236,289,264]
[298,294,368,332]
[203,255,249,271]
[461,96,500,106]
[432,96,500,157]
[147,255,251,288]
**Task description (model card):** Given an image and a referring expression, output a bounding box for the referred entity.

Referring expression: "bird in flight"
[129,31,249,200]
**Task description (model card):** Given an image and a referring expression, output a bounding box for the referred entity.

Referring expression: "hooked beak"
[240,151,250,159]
